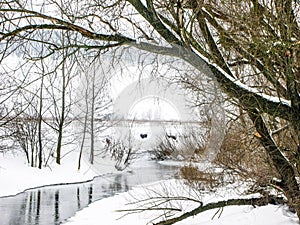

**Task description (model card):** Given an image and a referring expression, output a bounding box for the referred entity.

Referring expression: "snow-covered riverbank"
[0,152,98,197]
[1,153,299,225]
[64,179,299,225]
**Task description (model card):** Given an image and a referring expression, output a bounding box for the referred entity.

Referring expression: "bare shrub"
[180,130,207,161]
[214,119,278,190]
[150,138,177,160]
[104,138,133,171]
[177,117,283,195]
[150,129,207,161]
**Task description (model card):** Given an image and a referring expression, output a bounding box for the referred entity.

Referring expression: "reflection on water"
[55,190,59,223]
[110,174,129,193]
[0,162,177,225]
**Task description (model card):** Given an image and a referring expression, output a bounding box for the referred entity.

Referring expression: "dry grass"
[179,164,221,191]
[179,118,283,193]
[214,120,276,187]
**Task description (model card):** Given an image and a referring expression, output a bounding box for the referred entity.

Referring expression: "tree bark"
[248,108,300,218]
[38,69,44,169]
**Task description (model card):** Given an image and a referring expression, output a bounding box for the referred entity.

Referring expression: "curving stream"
[0,162,177,225]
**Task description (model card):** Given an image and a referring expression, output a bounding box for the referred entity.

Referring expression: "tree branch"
[201,7,288,98]
[0,23,133,43]
[127,0,182,46]
[0,8,134,43]
[154,196,286,225]
[127,41,293,121]
[195,8,234,77]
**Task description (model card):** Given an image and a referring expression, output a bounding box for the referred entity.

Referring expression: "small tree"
[75,58,112,168]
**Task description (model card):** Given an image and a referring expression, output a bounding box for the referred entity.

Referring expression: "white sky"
[128,97,180,120]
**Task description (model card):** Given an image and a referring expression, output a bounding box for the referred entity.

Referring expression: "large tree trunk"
[248,108,300,217]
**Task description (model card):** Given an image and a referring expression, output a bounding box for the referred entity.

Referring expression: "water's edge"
[0,162,178,225]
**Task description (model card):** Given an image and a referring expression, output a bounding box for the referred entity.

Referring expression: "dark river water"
[0,162,178,225]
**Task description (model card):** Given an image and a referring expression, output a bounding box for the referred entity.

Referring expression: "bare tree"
[75,59,111,167]
[1,51,52,168]
[77,81,89,170]
[8,93,42,167]
[42,36,78,165]
[37,67,44,169]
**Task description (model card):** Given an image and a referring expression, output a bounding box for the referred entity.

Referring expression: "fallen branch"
[154,195,286,225]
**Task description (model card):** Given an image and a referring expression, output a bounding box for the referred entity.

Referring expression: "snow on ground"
[64,179,299,225]
[0,152,99,197]
[1,152,299,225]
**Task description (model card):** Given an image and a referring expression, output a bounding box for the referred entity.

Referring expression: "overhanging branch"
[130,42,293,121]
[0,7,134,43]
[0,23,133,43]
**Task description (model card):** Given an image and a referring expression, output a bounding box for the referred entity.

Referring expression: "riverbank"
[64,179,299,225]
[0,152,98,197]
[1,153,299,225]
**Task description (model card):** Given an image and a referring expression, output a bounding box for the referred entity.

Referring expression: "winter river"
[0,162,178,225]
